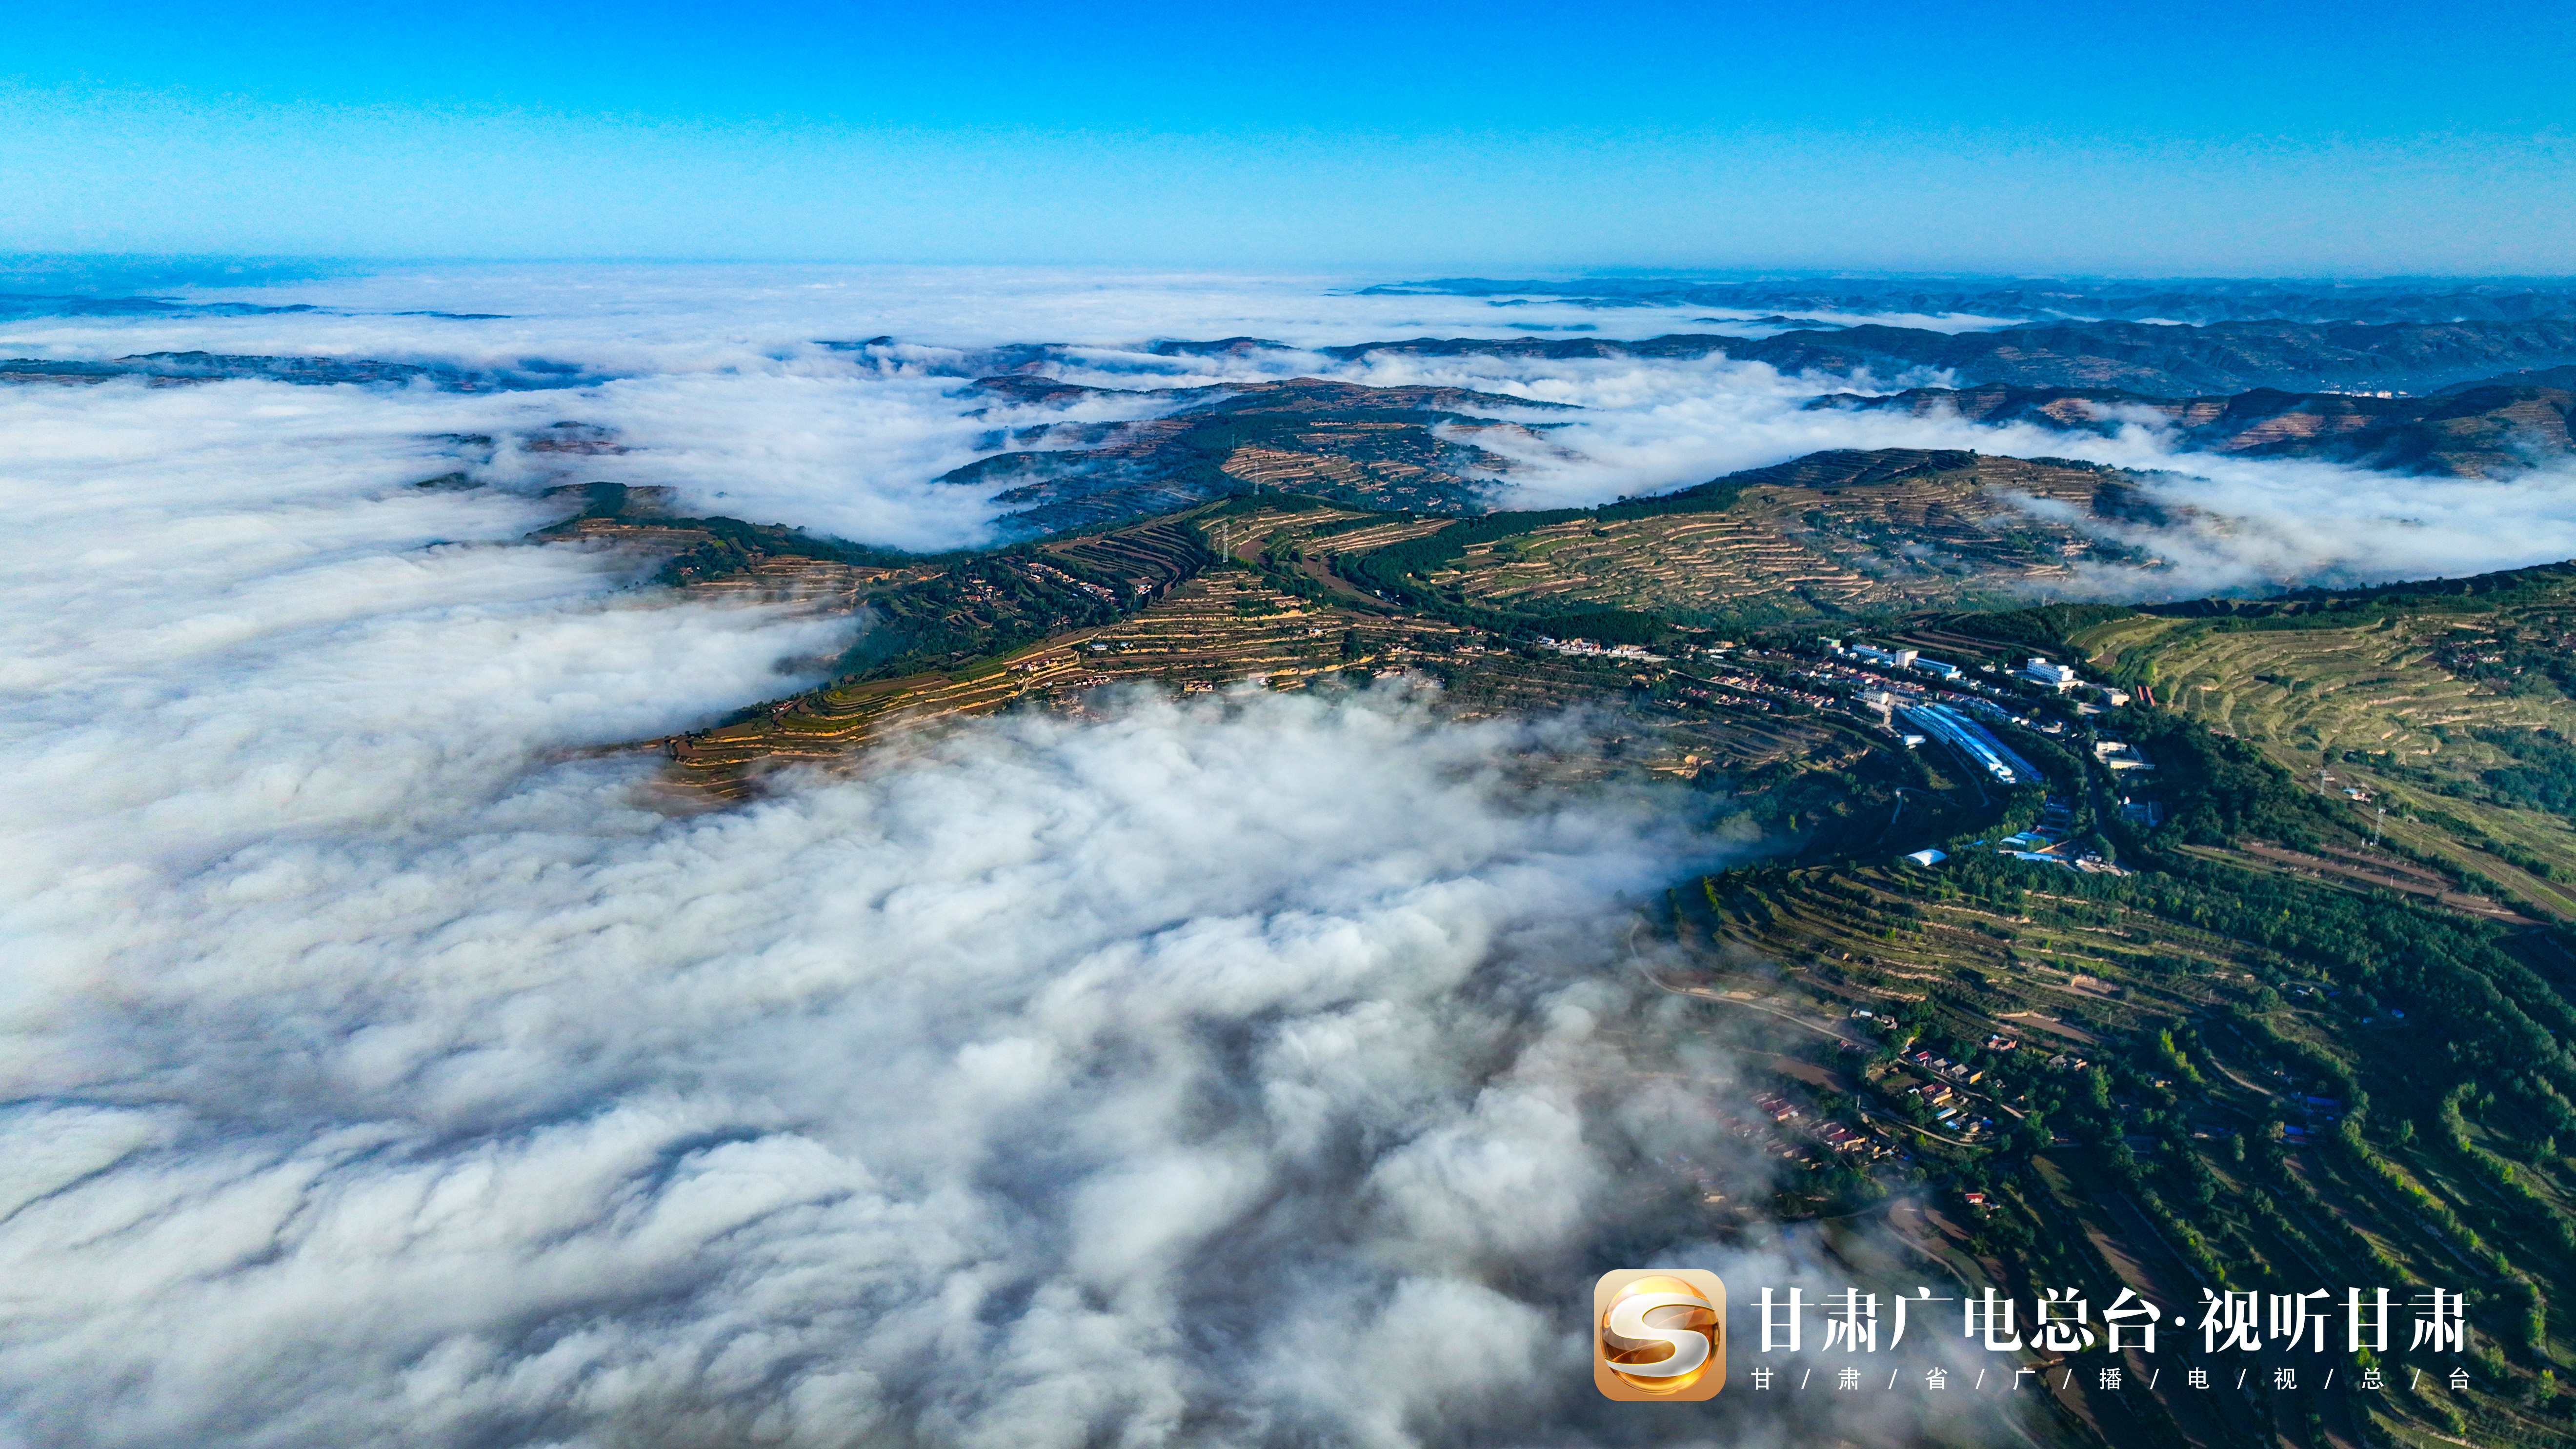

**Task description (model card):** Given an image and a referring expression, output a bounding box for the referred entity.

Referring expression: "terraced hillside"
[664,567,1352,785]
[1350,449,2174,631]
[935,375,1570,532]
[655,499,1853,795]
[580,447,2214,789]
[1667,652,2576,1449]
[2038,569,2576,921]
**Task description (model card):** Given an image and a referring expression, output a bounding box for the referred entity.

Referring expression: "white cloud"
[9,269,2529,1445]
[1,364,2029,1447]
[2058,453,2576,597]
[1318,352,2576,591]
[0,670,1748,1447]
[14,264,2573,599]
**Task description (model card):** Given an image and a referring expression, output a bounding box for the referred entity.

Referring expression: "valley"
[548,425,2576,1449]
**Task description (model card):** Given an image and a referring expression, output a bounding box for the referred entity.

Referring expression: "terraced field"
[664,568,1361,787]
[2073,614,2570,757]
[661,544,1839,796]
[1380,452,2177,629]
[2064,599,2576,918]
[935,376,1566,531]
[1675,715,2576,1448]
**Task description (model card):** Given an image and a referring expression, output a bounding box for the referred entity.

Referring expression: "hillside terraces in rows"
[1038,514,1216,595]
[1217,445,1440,500]
[1409,456,2153,626]
[1302,516,1457,556]
[1681,840,2576,1447]
[664,569,1845,795]
[1204,502,1454,571]
[663,554,890,609]
[935,375,1560,531]
[2064,604,2576,920]
[2071,611,2576,763]
[663,569,1365,792]
[1191,502,1861,774]
[1648,608,2576,1446]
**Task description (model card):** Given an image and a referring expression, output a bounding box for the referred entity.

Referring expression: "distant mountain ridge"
[0,292,506,322]
[1366,275,2576,325]
[1318,320,2576,396]
[0,350,594,390]
[1811,376,2576,476]
[905,327,2576,535]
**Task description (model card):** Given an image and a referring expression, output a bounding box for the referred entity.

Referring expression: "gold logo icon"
[1594,1269,1726,1400]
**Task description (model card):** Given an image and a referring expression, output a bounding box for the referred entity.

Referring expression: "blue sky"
[3,0,2571,273]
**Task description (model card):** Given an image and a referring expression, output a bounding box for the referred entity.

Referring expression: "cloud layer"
[4,690,1726,1448]
[0,362,2025,1448]
[3,267,2559,1446]
[11,264,2576,597]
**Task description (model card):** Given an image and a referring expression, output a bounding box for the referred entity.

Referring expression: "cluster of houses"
[1898,1048,1997,1140]
[2279,1094,2345,1145]
[1906,1047,1986,1086]
[1817,1121,1871,1153]
[1750,1090,1898,1161]
[2018,656,2132,709]
[1902,1083,1993,1138]
[1834,642,2133,707]
[1535,636,1665,663]
[1829,639,2133,720]
[1848,644,1965,683]
[2093,738,2155,772]
[2092,738,2169,827]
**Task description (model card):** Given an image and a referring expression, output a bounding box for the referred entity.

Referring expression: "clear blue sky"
[3,0,2570,273]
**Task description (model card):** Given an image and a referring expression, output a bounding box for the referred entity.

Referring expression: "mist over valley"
[10,265,2576,1449]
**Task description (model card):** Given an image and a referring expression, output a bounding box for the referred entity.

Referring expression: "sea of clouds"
[0,264,2555,1447]
[9,263,2576,589]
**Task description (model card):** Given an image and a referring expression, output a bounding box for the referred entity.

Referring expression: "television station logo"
[1593,1270,1726,1401]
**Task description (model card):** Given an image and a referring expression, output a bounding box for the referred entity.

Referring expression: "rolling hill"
[934,375,1572,532]
[1321,320,2576,396]
[1813,377,2576,477]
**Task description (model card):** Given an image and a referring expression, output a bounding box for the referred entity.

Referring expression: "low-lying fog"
[2,265,2560,1446]
[12,264,2569,592]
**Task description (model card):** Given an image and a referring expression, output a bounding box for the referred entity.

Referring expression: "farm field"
[656,496,1855,796]
[1677,736,2576,1448]
[2060,581,2576,920]
[934,375,1572,531]
[1414,452,2161,625]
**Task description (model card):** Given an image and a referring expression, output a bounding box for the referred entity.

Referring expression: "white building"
[2020,657,2080,691]
[1852,645,1919,670]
